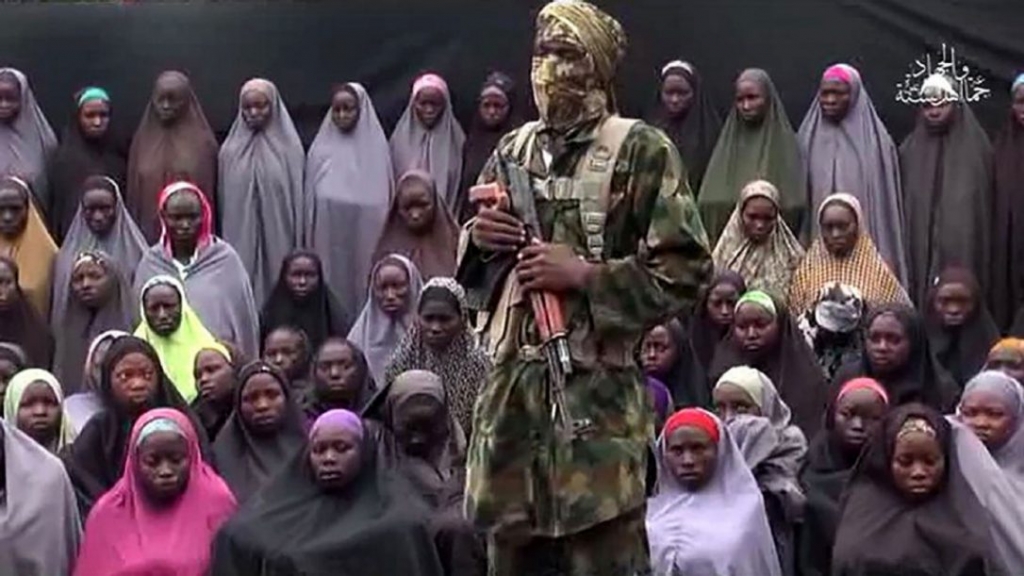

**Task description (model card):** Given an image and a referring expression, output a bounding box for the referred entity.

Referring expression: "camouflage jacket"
[464,115,712,539]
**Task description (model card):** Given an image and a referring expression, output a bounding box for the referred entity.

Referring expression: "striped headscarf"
[712,180,805,302]
[789,193,909,315]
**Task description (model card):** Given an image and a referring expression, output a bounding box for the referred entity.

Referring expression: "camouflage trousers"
[486,507,651,576]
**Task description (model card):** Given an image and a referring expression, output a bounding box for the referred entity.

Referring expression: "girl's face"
[959,390,1016,450]
[732,303,780,358]
[640,325,677,377]
[373,263,410,317]
[397,178,436,235]
[109,352,160,414]
[413,87,446,130]
[331,88,360,133]
[15,380,61,447]
[833,388,887,452]
[865,313,912,376]
[706,282,740,327]
[891,428,945,500]
[284,255,320,300]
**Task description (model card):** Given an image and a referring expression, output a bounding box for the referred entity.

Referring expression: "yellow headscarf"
[134,275,219,402]
[3,368,75,453]
[0,176,57,318]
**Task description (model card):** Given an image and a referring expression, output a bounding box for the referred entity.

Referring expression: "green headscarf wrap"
[736,289,778,317]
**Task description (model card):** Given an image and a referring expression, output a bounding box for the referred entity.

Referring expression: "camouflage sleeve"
[585,123,712,338]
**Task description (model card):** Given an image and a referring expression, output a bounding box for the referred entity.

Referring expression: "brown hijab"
[372,169,458,281]
[126,71,218,242]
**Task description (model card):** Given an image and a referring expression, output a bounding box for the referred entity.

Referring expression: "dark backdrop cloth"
[0,1,1022,151]
[992,110,1024,330]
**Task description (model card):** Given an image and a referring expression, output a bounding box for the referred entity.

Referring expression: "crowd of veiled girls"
[0,53,1023,576]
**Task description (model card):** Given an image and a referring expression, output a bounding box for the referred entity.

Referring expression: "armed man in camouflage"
[460,1,712,574]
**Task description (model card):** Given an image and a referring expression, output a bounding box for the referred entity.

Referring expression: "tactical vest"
[479,115,639,359]
[510,116,638,259]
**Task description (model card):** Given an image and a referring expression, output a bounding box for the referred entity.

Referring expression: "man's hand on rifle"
[516,242,595,292]
[471,208,526,252]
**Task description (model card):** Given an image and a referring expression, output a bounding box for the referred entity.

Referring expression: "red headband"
[664,408,720,444]
[837,377,889,405]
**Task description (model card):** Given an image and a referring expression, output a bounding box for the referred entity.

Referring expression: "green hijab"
[698,68,805,244]
[133,275,219,402]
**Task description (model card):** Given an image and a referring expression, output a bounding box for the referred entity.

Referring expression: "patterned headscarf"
[382,277,490,436]
[712,180,805,301]
[789,193,909,315]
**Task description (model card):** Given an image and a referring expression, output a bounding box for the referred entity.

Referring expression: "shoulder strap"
[511,121,542,165]
[574,116,639,260]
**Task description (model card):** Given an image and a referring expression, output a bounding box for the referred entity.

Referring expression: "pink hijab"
[74,408,237,576]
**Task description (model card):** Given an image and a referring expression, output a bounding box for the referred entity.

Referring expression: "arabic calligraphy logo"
[895,43,991,105]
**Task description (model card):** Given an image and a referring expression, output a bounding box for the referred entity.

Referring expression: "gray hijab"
[798,64,907,284]
[647,410,782,576]
[51,177,147,325]
[715,366,808,521]
[389,74,466,210]
[51,251,135,394]
[347,254,424,385]
[379,369,467,505]
[306,83,392,322]
[0,419,81,576]
[956,370,1024,480]
[133,238,259,358]
[948,418,1024,573]
[218,78,305,305]
[0,68,57,211]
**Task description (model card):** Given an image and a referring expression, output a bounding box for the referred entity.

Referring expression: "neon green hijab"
[3,368,76,453]
[134,275,218,402]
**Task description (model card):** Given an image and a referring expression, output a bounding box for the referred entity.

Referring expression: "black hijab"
[924,266,1001,390]
[457,71,520,223]
[834,303,960,411]
[62,335,209,515]
[259,250,350,352]
[0,256,52,368]
[304,338,377,425]
[645,318,708,409]
[209,428,446,576]
[190,340,246,441]
[899,102,994,307]
[647,60,722,192]
[798,380,889,576]
[991,100,1024,330]
[46,87,127,241]
[682,269,746,400]
[709,293,828,436]
[213,360,307,504]
[831,403,996,576]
